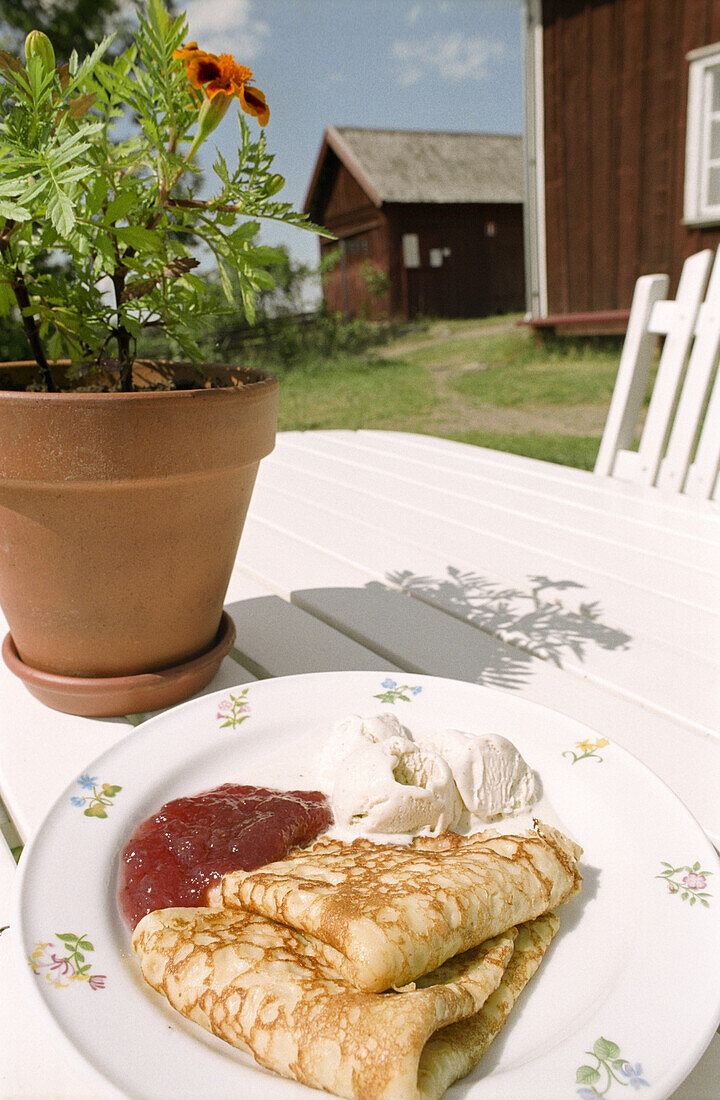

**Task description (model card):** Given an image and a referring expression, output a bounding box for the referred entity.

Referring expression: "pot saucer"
[2,611,236,718]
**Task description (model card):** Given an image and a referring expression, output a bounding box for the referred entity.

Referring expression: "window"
[401,234,420,269]
[685,43,720,225]
[345,237,368,256]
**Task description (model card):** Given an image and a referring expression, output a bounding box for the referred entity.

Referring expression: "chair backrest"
[595,248,720,501]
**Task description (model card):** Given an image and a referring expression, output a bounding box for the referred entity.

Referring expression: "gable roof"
[305,126,524,218]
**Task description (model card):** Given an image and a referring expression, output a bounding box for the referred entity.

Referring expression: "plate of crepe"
[11,671,720,1099]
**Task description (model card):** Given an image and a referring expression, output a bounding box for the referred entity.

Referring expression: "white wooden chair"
[595,247,720,501]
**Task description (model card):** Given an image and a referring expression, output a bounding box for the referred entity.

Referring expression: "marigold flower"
[173,42,269,126]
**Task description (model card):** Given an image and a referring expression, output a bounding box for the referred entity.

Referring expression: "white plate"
[11,671,720,1100]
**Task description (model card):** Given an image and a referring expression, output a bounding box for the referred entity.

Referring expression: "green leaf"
[0,200,31,220]
[63,36,115,99]
[47,190,76,236]
[239,279,256,325]
[212,152,230,186]
[0,279,17,315]
[106,191,136,223]
[593,1038,620,1061]
[228,220,260,242]
[55,932,79,943]
[146,0,171,37]
[100,784,122,796]
[244,245,285,266]
[247,269,276,291]
[115,226,163,254]
[576,1065,601,1085]
[216,257,234,304]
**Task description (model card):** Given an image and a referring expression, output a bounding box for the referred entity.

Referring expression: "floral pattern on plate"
[657,861,713,907]
[29,932,106,990]
[576,1037,649,1095]
[70,775,122,818]
[216,688,251,729]
[563,737,610,765]
[373,678,423,705]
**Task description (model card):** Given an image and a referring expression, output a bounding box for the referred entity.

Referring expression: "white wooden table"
[1,429,719,1098]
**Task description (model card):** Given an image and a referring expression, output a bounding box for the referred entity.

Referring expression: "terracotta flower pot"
[0,362,278,716]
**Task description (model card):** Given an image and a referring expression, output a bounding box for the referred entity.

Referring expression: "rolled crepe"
[416,917,557,1099]
[133,905,559,1100]
[217,821,581,991]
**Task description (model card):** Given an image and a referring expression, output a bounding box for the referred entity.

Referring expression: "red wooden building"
[304,127,525,320]
[523,0,720,333]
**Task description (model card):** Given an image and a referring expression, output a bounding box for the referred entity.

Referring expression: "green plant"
[359,260,390,299]
[0,0,326,390]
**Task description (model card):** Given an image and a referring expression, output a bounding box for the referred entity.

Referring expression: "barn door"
[405,232,452,317]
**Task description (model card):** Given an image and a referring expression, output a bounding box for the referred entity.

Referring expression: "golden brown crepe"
[216,822,581,992]
[416,917,556,1099]
[132,904,559,1100]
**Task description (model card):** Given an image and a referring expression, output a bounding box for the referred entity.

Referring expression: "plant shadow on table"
[388,566,631,687]
[279,566,631,692]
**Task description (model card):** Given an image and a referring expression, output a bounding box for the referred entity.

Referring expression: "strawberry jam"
[118,783,332,928]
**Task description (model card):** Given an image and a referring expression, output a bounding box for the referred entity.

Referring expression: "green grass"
[278,357,437,432]
[262,315,632,469]
[450,359,620,407]
[446,430,603,470]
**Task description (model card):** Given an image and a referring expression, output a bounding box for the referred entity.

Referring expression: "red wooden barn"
[304,126,525,320]
[523,0,720,333]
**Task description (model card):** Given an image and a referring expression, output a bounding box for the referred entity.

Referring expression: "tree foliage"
[0,0,143,62]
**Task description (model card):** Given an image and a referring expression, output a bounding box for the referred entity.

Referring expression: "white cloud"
[182,0,270,61]
[392,31,506,87]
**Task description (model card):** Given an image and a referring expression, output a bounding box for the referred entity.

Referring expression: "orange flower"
[173,42,269,126]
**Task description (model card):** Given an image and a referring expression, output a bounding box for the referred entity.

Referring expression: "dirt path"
[385,319,609,437]
[380,319,519,360]
[418,396,609,436]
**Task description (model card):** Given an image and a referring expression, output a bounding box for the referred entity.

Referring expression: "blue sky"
[180,0,524,270]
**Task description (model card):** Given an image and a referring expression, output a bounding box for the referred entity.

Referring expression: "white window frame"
[685,43,720,226]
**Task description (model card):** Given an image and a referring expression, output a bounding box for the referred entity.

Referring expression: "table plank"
[225,569,401,677]
[239,484,720,738]
[671,1034,720,1099]
[259,436,720,647]
[276,431,720,568]
[319,430,720,532]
